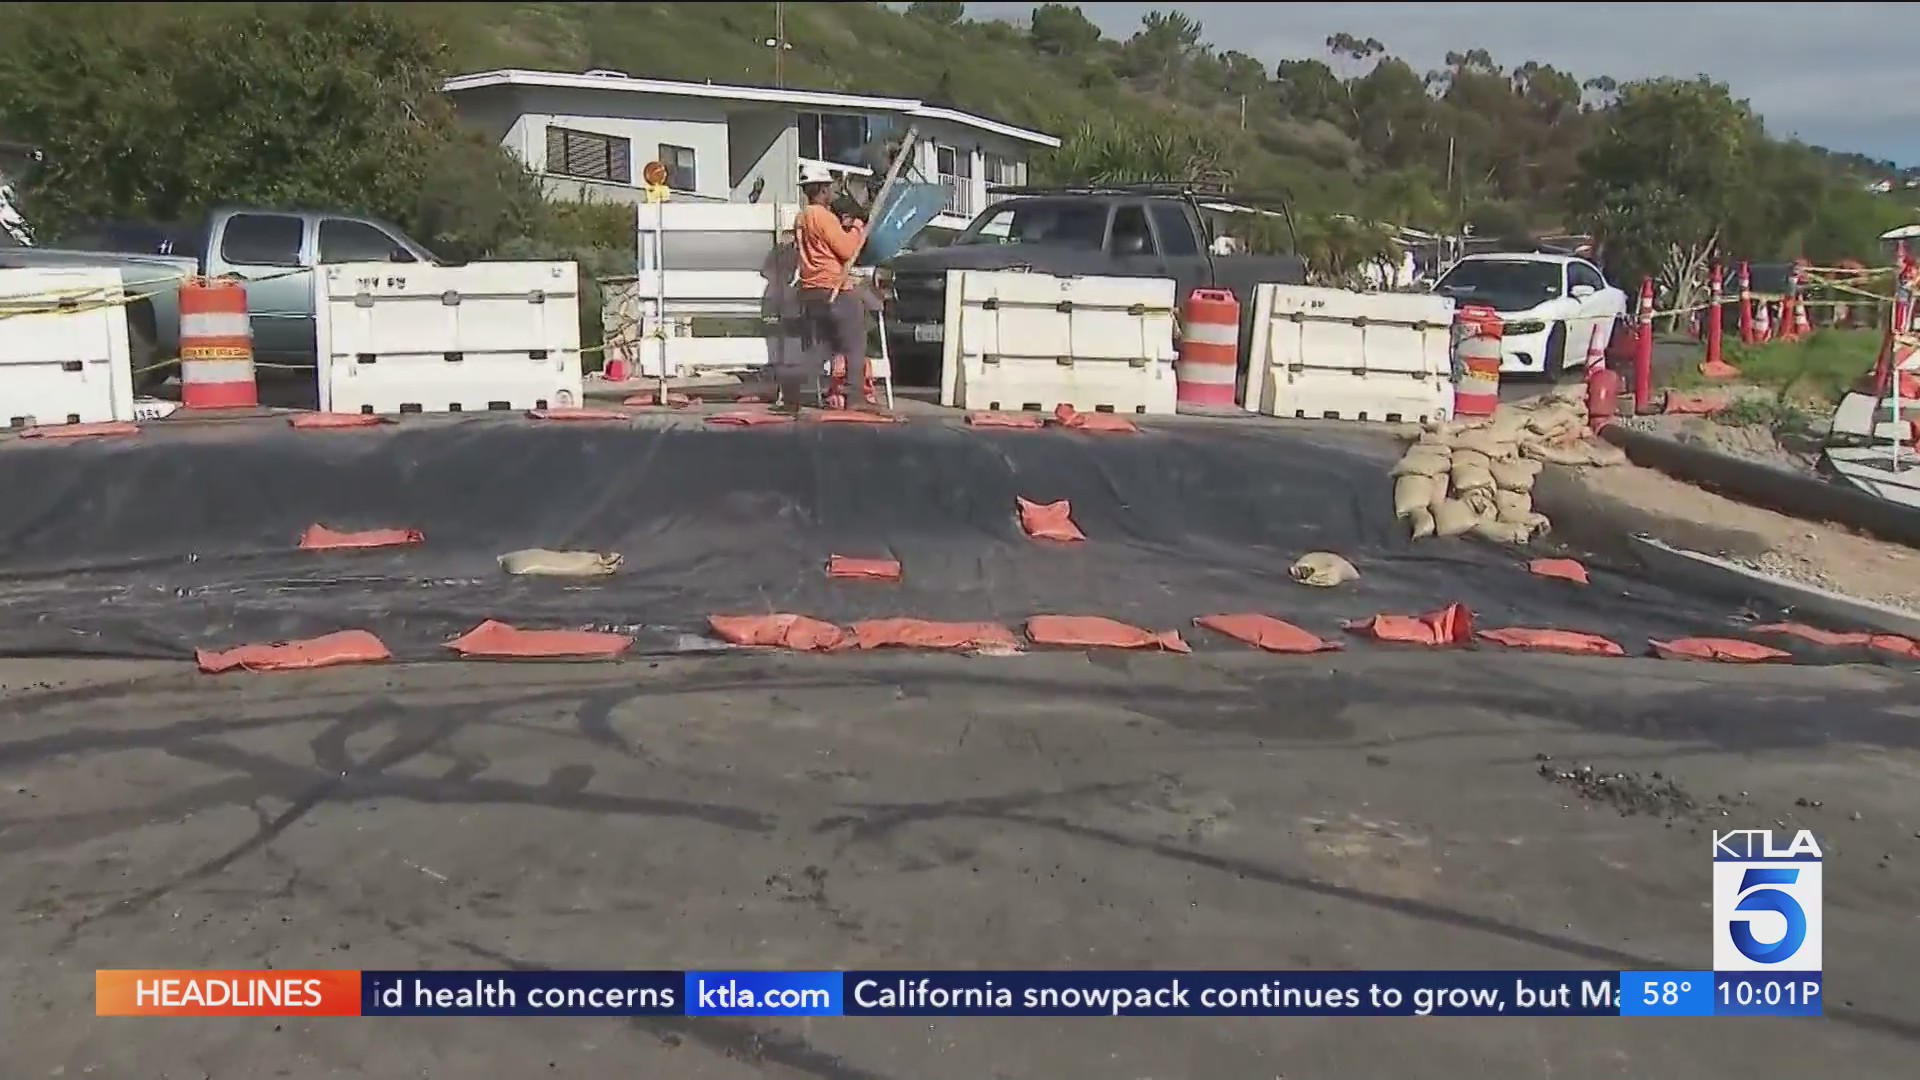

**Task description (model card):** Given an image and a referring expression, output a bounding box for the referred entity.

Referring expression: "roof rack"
[986,181,1236,199]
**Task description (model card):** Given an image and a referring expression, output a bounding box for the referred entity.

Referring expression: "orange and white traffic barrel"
[1175,288,1240,410]
[1452,304,1502,418]
[178,278,257,409]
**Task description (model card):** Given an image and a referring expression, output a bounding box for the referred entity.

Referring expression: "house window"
[798,112,872,167]
[544,125,632,183]
[657,144,697,191]
[983,152,1020,189]
[935,145,974,216]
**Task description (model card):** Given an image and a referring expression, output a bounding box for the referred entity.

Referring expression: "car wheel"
[1543,322,1568,380]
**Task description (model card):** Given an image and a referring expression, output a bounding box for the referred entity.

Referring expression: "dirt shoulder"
[1565,459,1920,613]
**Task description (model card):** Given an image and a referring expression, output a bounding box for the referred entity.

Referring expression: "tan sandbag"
[1433,498,1477,537]
[1452,427,1516,460]
[1451,459,1495,494]
[498,549,624,577]
[1450,448,1491,474]
[1526,404,1582,438]
[1407,507,1436,540]
[1523,438,1626,468]
[1291,551,1360,587]
[1461,488,1499,520]
[1490,457,1542,491]
[1494,488,1532,522]
[1394,474,1436,517]
[1415,427,1455,449]
[1544,385,1588,410]
[1390,446,1452,477]
[1472,518,1535,544]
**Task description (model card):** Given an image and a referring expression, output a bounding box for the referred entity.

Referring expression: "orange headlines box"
[96,970,362,1016]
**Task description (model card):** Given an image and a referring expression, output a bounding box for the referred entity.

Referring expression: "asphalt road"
[2,649,1916,1077]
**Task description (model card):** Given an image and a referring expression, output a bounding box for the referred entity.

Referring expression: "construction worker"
[791,161,873,412]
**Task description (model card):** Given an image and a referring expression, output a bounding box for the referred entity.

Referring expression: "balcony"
[937,174,976,218]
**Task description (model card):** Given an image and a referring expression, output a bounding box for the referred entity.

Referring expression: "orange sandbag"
[839,618,1019,653]
[1649,637,1791,663]
[811,410,900,424]
[19,421,139,440]
[196,629,392,674]
[1528,558,1589,585]
[623,390,693,408]
[707,613,845,651]
[527,408,629,422]
[1017,496,1086,542]
[1026,615,1190,653]
[289,413,389,429]
[1871,634,1920,659]
[1477,627,1624,656]
[1663,391,1729,416]
[1696,359,1741,382]
[298,524,425,551]
[1193,614,1341,654]
[1343,602,1474,646]
[1751,622,1872,648]
[707,410,792,427]
[826,554,903,582]
[446,620,631,660]
[967,412,1044,429]
[1050,404,1138,434]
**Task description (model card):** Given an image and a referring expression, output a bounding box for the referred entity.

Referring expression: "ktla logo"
[1713,829,1822,972]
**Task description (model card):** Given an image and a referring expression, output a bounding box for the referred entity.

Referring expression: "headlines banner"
[95,970,1821,1019]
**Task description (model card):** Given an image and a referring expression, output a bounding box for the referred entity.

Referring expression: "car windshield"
[958,201,1106,248]
[1435,260,1563,311]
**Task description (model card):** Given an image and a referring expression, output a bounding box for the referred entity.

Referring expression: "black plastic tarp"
[0,418,1811,660]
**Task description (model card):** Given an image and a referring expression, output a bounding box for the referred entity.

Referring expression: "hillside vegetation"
[0,0,1911,298]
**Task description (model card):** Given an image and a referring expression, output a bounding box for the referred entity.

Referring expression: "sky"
[959,1,1919,164]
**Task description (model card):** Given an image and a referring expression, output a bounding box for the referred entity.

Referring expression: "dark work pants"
[797,286,867,403]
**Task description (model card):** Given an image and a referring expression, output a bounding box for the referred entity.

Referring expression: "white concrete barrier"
[1244,284,1455,424]
[0,267,135,427]
[315,261,583,415]
[939,270,1178,415]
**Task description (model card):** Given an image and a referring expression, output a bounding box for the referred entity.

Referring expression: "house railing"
[937,174,975,217]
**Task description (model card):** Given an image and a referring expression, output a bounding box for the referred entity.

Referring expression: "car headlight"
[1504,320,1546,335]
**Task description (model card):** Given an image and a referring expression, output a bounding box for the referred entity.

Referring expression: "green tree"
[1568,77,1757,323]
[0,1,542,260]
[1028,4,1103,57]
[905,2,965,28]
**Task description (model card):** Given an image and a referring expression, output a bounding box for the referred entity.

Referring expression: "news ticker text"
[96,970,1821,1018]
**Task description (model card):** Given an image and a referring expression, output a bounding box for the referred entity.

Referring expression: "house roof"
[442,69,1061,148]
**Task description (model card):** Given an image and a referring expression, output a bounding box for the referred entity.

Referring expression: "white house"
[442,68,1061,233]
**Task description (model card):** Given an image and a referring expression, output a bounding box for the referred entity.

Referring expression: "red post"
[1634,277,1655,413]
[1737,261,1754,344]
[1706,263,1724,367]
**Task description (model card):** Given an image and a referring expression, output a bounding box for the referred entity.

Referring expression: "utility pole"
[773,2,787,88]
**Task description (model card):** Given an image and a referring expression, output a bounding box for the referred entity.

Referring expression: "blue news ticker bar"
[1619,971,1715,1017]
[362,971,1621,1018]
[355,970,1821,1018]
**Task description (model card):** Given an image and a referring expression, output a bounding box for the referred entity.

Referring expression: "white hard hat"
[798,161,835,187]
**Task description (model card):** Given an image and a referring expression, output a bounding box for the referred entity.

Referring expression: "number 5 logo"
[1729,868,1806,964]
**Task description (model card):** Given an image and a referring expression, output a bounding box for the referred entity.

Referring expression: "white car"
[1432,253,1628,377]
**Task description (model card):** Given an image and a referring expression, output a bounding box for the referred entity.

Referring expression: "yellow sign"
[645,183,671,204]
